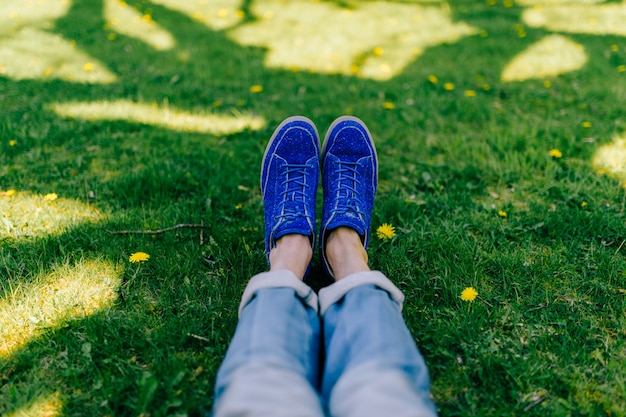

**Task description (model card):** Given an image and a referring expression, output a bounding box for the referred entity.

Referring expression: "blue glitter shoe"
[319,116,378,279]
[261,116,320,269]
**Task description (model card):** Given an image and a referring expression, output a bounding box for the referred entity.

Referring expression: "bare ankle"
[269,234,313,280]
[325,227,370,280]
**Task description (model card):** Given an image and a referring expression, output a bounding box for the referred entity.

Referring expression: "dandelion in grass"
[377,223,396,240]
[443,82,455,91]
[83,62,95,72]
[464,90,476,97]
[383,102,395,110]
[544,80,552,88]
[498,210,507,217]
[129,252,150,263]
[427,75,439,84]
[581,121,592,128]
[618,65,626,73]
[548,149,562,158]
[249,85,263,93]
[581,201,588,207]
[2,189,16,197]
[44,193,58,201]
[9,140,16,146]
[461,287,478,302]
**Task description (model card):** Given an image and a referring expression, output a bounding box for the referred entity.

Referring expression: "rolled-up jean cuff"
[318,270,405,315]
[238,270,319,316]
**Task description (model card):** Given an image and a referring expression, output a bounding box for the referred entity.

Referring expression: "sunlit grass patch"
[151,0,244,30]
[0,27,117,83]
[522,2,626,36]
[4,392,62,417]
[501,34,587,82]
[104,0,175,51]
[228,0,477,80]
[0,0,70,35]
[593,133,626,187]
[0,191,103,240]
[0,259,121,358]
[49,99,266,134]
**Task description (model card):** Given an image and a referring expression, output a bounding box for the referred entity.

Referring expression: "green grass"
[1,0,626,415]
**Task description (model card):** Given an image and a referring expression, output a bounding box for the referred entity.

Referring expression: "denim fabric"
[213,270,438,417]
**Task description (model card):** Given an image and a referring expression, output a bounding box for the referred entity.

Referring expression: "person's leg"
[213,117,325,417]
[319,229,438,417]
[318,117,437,417]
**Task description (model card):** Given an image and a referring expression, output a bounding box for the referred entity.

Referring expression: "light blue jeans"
[213,270,438,417]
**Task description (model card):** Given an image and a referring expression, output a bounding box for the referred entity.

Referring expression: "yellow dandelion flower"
[611,45,619,52]
[464,90,476,97]
[235,203,243,210]
[581,121,592,128]
[482,83,491,91]
[249,85,263,93]
[83,62,95,72]
[544,80,552,88]
[548,149,562,158]
[383,102,395,110]
[618,65,626,73]
[443,82,455,91]
[460,287,478,302]
[427,74,439,84]
[9,140,17,146]
[2,189,17,197]
[129,252,150,263]
[376,223,396,240]
[108,33,117,41]
[44,193,58,201]
[498,210,507,217]
[373,46,384,56]
[581,201,588,207]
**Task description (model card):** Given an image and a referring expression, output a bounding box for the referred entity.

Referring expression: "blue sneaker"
[261,116,320,268]
[319,116,378,279]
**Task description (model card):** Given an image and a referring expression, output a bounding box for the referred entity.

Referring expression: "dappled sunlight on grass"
[593,133,626,187]
[4,392,62,417]
[104,0,175,51]
[228,0,477,80]
[0,0,117,83]
[50,99,266,134]
[0,191,103,240]
[0,0,69,32]
[523,1,626,36]
[0,27,117,83]
[151,0,244,30]
[0,259,121,358]
[501,34,587,82]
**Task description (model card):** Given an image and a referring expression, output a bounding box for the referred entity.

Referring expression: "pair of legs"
[212,116,438,417]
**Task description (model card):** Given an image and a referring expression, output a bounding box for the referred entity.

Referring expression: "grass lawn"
[1,0,626,415]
